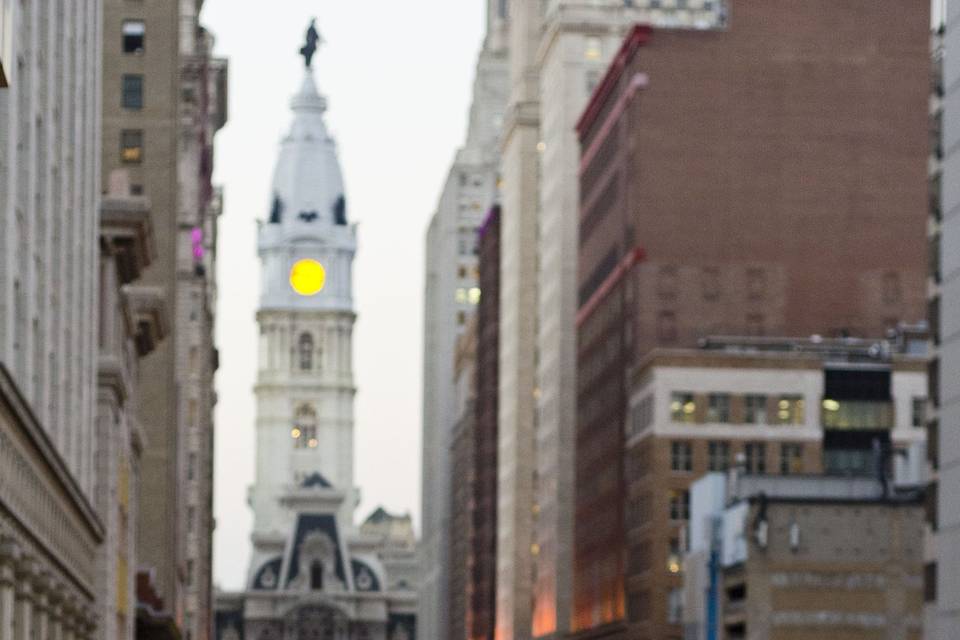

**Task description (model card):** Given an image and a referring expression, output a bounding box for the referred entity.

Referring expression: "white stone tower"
[249,43,358,572]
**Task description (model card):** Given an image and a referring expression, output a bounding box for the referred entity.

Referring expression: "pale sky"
[202,0,485,590]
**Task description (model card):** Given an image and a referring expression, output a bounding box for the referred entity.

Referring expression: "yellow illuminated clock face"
[289,259,326,296]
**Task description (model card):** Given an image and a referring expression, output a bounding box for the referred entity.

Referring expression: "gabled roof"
[302,472,333,489]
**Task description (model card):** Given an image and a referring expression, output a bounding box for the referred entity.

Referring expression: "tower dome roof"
[267,69,347,230]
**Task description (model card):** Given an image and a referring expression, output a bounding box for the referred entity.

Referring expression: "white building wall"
[935,0,960,634]
[418,3,509,639]
[0,0,101,500]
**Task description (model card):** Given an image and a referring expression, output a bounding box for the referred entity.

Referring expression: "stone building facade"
[575,4,930,636]
[418,1,509,638]
[101,0,227,636]
[493,3,727,638]
[928,0,960,636]
[685,474,925,640]
[0,0,106,637]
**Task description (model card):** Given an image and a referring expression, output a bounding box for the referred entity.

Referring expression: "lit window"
[455,288,467,304]
[670,393,697,424]
[122,20,145,54]
[468,287,481,305]
[120,129,143,163]
[670,441,692,472]
[775,395,804,425]
[585,36,602,60]
[706,394,731,423]
[780,444,803,475]
[667,537,683,575]
[294,405,317,450]
[744,395,768,424]
[708,441,730,472]
[122,74,143,109]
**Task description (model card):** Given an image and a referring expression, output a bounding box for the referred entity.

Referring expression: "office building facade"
[576,3,930,636]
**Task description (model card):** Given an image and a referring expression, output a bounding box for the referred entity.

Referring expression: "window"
[657,266,678,300]
[745,442,766,474]
[669,490,690,521]
[122,20,145,54]
[667,588,684,625]
[186,560,194,586]
[311,560,324,590]
[458,265,467,279]
[882,272,901,304]
[744,395,768,424]
[670,393,697,424]
[187,506,195,533]
[298,333,314,371]
[468,287,481,305]
[187,453,196,481]
[670,441,692,472]
[293,405,318,449]
[708,441,730,472]
[657,311,678,343]
[775,395,804,425]
[122,74,144,109]
[913,396,927,428]
[630,396,654,438]
[780,444,803,475]
[746,268,766,300]
[457,311,466,326]
[455,288,467,304]
[585,36,602,60]
[120,129,143,163]
[746,313,765,337]
[707,394,731,423]
[701,266,721,301]
[667,538,682,574]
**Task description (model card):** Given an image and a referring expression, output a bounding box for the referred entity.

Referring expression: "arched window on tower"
[298,332,314,371]
[293,405,318,449]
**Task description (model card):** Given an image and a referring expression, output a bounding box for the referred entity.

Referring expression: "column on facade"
[0,538,19,640]
[31,570,51,640]
[60,595,77,640]
[12,556,35,640]
[47,585,65,640]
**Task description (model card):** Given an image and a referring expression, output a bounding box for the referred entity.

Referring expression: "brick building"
[576,3,930,637]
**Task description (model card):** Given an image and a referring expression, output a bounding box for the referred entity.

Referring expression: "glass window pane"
[671,392,697,424]
[122,74,143,109]
[120,129,143,163]
[122,20,145,54]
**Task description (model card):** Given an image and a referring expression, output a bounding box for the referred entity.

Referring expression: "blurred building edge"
[448,317,478,640]
[0,0,9,88]
[0,0,106,636]
[99,171,167,640]
[99,0,228,634]
[418,0,508,638]
[926,1,960,637]
[683,472,925,640]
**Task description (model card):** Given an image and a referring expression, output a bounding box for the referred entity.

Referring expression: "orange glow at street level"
[290,259,326,296]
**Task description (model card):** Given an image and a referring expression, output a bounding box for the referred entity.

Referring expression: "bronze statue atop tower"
[300,19,321,68]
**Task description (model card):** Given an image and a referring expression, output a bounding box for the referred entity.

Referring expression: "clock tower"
[249,50,358,564]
